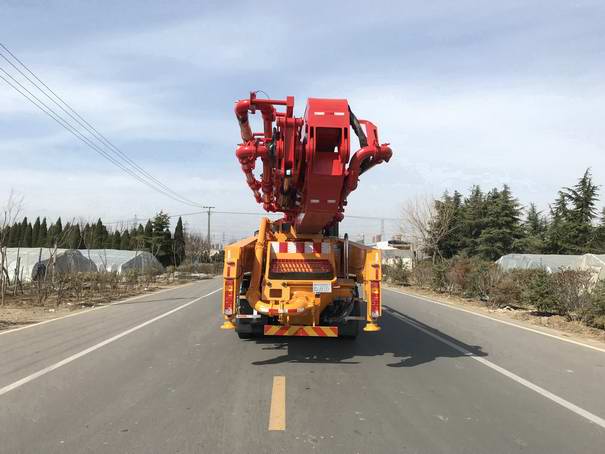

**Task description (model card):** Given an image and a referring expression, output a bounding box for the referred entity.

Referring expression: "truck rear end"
[221,218,382,339]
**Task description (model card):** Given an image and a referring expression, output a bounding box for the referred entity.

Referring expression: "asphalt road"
[1,278,604,453]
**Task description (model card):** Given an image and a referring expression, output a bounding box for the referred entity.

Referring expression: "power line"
[0,42,205,208]
[0,43,202,208]
[103,209,400,226]
[0,69,197,206]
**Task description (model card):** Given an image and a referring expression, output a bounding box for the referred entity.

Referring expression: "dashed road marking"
[269,376,286,431]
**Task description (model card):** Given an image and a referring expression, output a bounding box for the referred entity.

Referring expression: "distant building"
[369,239,415,268]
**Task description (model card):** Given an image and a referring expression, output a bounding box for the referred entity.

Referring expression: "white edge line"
[388,309,605,429]
[0,280,204,336]
[385,287,605,354]
[0,288,221,397]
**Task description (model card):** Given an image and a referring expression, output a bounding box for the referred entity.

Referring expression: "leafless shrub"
[0,190,23,306]
[402,195,456,263]
[552,270,594,322]
[446,258,473,294]
[410,261,433,288]
[489,272,522,308]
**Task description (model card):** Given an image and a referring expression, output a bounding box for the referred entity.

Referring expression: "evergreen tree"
[564,169,599,253]
[526,203,547,236]
[546,192,569,253]
[149,211,172,265]
[0,225,8,246]
[32,217,41,247]
[111,231,122,249]
[173,216,185,266]
[39,218,48,248]
[120,230,131,250]
[47,217,64,247]
[8,222,20,247]
[47,222,55,247]
[459,186,486,257]
[162,228,173,265]
[81,223,93,249]
[54,217,63,244]
[565,169,599,225]
[546,169,600,254]
[134,224,145,250]
[67,224,82,249]
[23,223,33,247]
[515,203,547,253]
[592,207,605,253]
[93,219,108,248]
[144,220,153,250]
[63,222,73,247]
[476,185,523,260]
[19,217,28,247]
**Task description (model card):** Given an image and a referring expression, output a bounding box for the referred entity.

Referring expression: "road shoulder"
[0,279,204,335]
[385,285,605,352]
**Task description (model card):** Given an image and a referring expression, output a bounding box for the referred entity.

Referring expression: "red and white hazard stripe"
[270,241,331,254]
[264,325,339,337]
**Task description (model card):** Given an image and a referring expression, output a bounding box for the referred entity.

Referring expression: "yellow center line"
[268,375,286,431]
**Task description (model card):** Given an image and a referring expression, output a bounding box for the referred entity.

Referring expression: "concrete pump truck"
[221,92,392,339]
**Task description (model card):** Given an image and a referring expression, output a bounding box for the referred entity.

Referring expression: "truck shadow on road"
[250,306,486,367]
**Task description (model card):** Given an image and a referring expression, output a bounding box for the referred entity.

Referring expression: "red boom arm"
[234,92,392,234]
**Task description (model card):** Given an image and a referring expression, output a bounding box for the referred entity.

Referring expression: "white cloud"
[1,0,604,242]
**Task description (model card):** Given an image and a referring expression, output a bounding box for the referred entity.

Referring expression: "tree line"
[419,169,605,261]
[0,211,186,267]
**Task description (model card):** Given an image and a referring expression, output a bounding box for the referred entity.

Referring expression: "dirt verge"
[0,279,201,332]
[387,285,605,348]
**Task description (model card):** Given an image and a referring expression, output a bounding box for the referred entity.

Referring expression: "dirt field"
[0,278,200,332]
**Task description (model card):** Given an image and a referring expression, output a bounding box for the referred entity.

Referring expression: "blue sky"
[1,0,604,241]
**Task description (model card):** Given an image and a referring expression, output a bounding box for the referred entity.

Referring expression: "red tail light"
[224,279,235,315]
[370,281,381,318]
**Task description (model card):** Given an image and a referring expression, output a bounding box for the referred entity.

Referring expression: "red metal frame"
[234,92,392,234]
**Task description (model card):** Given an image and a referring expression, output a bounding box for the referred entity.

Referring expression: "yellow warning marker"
[268,376,286,431]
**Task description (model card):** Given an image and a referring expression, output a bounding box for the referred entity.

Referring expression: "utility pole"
[380,218,385,242]
[203,206,215,251]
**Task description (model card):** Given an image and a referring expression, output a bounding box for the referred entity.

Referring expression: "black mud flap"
[338,299,362,339]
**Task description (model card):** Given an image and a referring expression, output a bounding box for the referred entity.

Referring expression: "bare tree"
[0,190,23,305]
[402,194,456,263]
[184,231,205,265]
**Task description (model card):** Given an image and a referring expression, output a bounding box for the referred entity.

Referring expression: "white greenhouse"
[83,249,164,274]
[496,253,605,281]
[3,248,164,282]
